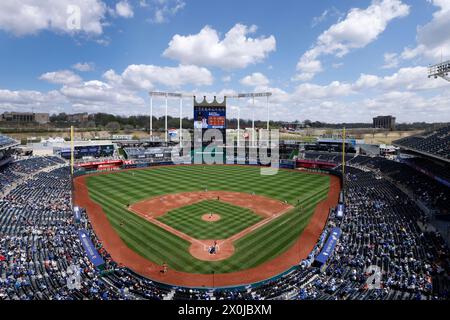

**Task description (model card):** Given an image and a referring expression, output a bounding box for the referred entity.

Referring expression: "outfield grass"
[86,165,330,274]
[158,200,263,239]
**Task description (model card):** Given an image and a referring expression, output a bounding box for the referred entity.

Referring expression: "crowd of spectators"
[350,156,449,216]
[403,157,450,183]
[0,135,17,149]
[1,155,449,300]
[394,124,450,160]
[0,159,170,300]
[0,156,65,192]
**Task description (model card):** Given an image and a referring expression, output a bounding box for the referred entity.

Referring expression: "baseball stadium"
[69,95,343,289]
[0,0,450,305]
[1,90,449,301]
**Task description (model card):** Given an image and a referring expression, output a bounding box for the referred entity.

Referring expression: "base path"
[128,191,293,262]
[73,168,340,288]
[129,191,291,219]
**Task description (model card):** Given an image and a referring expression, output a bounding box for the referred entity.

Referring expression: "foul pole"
[342,127,346,190]
[70,125,74,176]
[179,97,183,143]
[149,95,153,140]
[237,106,240,147]
[165,95,168,143]
[252,95,255,147]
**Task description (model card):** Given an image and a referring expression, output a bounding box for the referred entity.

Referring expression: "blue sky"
[0,0,449,123]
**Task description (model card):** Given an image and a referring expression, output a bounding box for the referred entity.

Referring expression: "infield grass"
[158,200,263,239]
[86,165,330,274]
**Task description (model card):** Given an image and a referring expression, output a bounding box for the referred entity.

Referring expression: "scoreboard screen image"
[194,107,226,129]
[60,144,114,159]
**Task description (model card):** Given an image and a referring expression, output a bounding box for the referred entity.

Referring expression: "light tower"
[149,91,184,143]
[428,60,450,82]
[227,92,272,146]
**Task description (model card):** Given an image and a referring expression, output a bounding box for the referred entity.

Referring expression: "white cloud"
[355,74,381,89]
[355,66,448,91]
[296,0,410,80]
[39,70,83,85]
[240,73,269,87]
[401,0,450,62]
[3,61,449,122]
[149,0,185,24]
[72,62,95,72]
[0,89,68,114]
[104,64,213,90]
[222,75,232,83]
[311,9,330,28]
[11,62,214,115]
[293,81,354,100]
[0,0,107,36]
[382,52,399,69]
[163,24,276,69]
[60,80,144,110]
[116,1,134,18]
[311,7,344,28]
[0,89,63,105]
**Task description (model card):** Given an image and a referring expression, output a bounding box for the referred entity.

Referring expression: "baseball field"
[81,165,332,279]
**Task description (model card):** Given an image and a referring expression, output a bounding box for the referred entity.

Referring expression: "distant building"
[373,115,396,131]
[1,112,49,124]
[34,113,50,124]
[67,113,89,123]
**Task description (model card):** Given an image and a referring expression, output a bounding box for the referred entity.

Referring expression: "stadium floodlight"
[428,60,450,82]
[149,91,185,143]
[227,92,273,146]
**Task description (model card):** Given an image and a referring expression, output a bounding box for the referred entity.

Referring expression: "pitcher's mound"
[201,213,221,222]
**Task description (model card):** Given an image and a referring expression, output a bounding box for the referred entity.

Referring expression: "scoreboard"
[193,97,227,151]
[59,144,114,159]
[193,106,226,129]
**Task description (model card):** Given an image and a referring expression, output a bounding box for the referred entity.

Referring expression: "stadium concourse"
[0,133,449,300]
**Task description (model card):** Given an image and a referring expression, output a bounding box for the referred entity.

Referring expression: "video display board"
[75,145,114,159]
[60,145,114,159]
[194,106,226,129]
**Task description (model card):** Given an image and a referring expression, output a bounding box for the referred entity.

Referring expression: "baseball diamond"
[157,200,264,239]
[74,165,335,285]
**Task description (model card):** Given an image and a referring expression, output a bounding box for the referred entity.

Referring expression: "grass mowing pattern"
[158,200,263,239]
[86,165,330,274]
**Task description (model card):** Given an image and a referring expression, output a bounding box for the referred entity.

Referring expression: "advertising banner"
[78,229,105,268]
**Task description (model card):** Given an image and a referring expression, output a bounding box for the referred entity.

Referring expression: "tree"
[106,121,120,133]
[123,124,134,134]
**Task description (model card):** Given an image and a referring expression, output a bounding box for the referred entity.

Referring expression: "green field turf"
[158,200,263,239]
[86,165,330,274]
